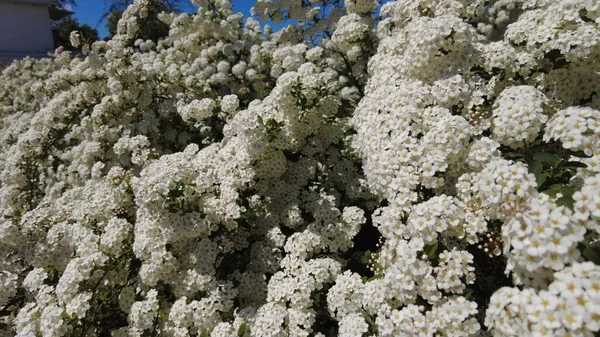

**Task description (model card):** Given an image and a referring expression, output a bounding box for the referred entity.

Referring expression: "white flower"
[220,95,240,114]
[0,271,18,307]
[69,31,81,48]
[338,313,369,337]
[40,305,66,337]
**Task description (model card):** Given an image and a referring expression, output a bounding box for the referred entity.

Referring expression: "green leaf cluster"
[257,116,285,142]
[527,150,586,210]
[165,180,199,213]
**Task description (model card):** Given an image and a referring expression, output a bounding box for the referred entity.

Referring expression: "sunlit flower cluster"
[486,262,600,337]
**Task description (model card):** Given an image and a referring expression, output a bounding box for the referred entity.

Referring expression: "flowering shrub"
[0,0,599,336]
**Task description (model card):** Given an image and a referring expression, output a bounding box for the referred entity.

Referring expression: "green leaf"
[533,152,559,167]
[425,242,438,260]
[542,184,563,198]
[257,115,263,126]
[361,274,383,283]
[583,247,600,265]
[580,9,593,22]
[561,161,587,169]
[200,328,209,337]
[505,152,527,162]
[264,118,278,129]
[570,150,592,158]
[368,274,383,282]
[529,138,545,148]
[360,250,372,265]
[237,322,248,337]
[543,184,576,201]
[462,289,473,300]
[368,321,379,335]
[530,161,543,180]
[537,172,549,189]
[556,196,575,210]
[559,185,575,197]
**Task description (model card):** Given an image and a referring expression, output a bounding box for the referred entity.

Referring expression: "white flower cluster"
[113,134,153,166]
[486,262,600,336]
[129,289,160,336]
[458,158,538,221]
[504,1,600,62]
[545,106,600,156]
[0,271,18,307]
[374,297,479,337]
[491,86,547,149]
[344,0,378,14]
[252,0,345,38]
[331,14,373,53]
[377,195,486,246]
[220,94,239,114]
[573,174,600,233]
[178,98,216,126]
[502,194,585,283]
[351,0,600,336]
[477,41,535,78]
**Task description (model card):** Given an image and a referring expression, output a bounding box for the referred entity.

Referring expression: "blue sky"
[69,1,255,39]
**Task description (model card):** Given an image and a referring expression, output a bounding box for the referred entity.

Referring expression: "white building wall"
[0,0,55,65]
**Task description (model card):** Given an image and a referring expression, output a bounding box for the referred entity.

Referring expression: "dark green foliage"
[237,322,249,337]
[52,17,100,50]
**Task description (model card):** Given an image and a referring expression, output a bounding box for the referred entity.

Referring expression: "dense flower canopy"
[0,0,599,336]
